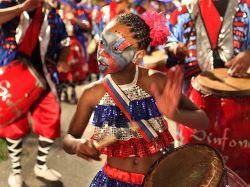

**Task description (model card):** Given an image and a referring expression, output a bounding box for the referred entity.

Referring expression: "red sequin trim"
[99,129,174,157]
[104,163,145,185]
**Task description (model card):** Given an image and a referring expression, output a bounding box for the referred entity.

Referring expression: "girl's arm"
[172,94,209,130]
[62,84,101,161]
[150,66,208,130]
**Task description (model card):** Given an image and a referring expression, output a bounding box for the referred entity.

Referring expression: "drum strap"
[18,6,43,57]
[102,75,158,143]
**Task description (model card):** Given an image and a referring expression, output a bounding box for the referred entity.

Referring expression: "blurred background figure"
[133,0,180,16]
[58,0,90,104]
[165,0,250,184]
[88,0,131,80]
[0,0,70,186]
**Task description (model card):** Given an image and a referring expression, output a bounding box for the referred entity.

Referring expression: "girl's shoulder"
[80,80,106,106]
[138,67,167,93]
[82,80,106,94]
[140,67,167,82]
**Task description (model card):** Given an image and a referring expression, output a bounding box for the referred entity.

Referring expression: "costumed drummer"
[63,11,208,187]
[0,0,70,186]
[166,0,250,183]
[59,0,90,104]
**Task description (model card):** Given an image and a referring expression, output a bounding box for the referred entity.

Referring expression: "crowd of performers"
[0,0,250,187]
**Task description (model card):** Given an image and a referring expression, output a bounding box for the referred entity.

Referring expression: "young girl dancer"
[63,12,208,186]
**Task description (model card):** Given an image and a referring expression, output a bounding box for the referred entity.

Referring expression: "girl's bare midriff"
[107,151,163,174]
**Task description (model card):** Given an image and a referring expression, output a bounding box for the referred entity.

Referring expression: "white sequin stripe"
[93,126,140,141]
[6,138,22,174]
[99,85,151,106]
[92,117,167,141]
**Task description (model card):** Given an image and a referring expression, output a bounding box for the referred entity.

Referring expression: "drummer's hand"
[75,139,101,161]
[226,51,250,77]
[57,61,70,73]
[150,65,183,119]
[167,42,188,62]
[21,0,43,12]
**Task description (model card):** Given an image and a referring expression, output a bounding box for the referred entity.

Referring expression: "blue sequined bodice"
[93,90,161,128]
[91,67,168,141]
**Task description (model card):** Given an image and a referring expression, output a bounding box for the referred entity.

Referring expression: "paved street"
[0,85,105,187]
[0,84,177,187]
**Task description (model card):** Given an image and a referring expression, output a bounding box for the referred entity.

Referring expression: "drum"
[0,59,46,128]
[191,68,250,96]
[226,167,249,187]
[143,50,167,69]
[143,144,248,187]
[59,37,88,82]
[179,68,250,183]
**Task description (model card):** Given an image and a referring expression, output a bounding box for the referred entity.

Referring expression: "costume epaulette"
[170,5,188,25]
[241,0,250,7]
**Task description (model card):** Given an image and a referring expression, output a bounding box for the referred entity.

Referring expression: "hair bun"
[141,11,170,47]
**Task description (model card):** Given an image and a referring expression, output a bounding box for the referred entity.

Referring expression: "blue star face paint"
[97,31,137,74]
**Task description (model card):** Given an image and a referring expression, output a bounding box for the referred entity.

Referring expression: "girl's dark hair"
[116,13,151,50]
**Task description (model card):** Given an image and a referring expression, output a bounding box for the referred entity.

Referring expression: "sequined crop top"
[91,66,174,157]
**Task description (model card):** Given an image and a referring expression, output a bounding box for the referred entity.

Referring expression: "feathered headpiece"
[141,11,170,47]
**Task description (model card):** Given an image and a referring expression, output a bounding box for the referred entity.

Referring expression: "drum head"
[143,50,167,68]
[143,144,224,187]
[194,68,250,97]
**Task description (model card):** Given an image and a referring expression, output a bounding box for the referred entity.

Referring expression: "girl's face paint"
[97,31,137,74]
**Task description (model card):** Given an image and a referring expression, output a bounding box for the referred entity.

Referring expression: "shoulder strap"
[102,75,158,143]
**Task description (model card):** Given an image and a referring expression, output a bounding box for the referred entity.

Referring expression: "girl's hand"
[75,139,101,161]
[150,65,183,119]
